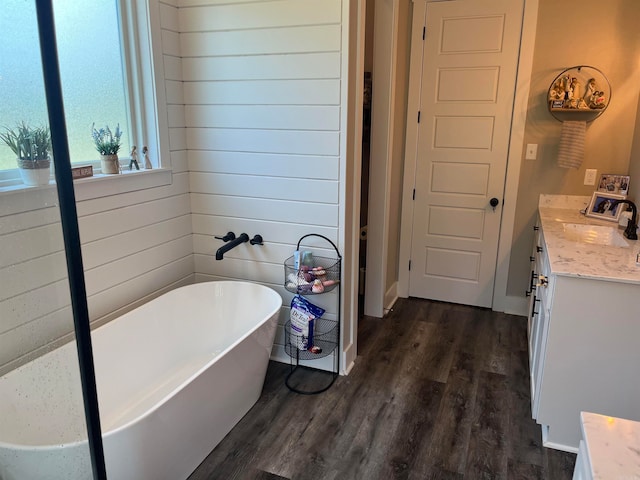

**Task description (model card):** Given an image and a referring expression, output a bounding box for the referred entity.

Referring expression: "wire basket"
[284,255,340,295]
[283,233,341,295]
[284,317,339,360]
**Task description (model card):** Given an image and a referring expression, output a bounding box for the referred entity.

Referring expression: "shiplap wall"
[180,0,344,368]
[1,0,352,374]
[0,1,192,374]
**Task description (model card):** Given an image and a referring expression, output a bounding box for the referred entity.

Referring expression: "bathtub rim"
[0,280,282,451]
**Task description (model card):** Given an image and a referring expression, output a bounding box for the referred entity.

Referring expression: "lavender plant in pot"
[91,123,122,174]
[0,122,52,186]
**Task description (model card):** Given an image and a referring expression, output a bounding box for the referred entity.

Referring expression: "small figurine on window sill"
[129,146,140,170]
[142,145,152,169]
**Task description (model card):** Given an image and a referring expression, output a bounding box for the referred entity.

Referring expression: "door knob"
[490,197,500,211]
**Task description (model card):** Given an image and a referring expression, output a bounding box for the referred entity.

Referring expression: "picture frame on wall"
[585,192,626,222]
[597,174,630,196]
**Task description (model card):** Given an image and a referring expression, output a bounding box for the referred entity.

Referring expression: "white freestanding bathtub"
[0,281,282,480]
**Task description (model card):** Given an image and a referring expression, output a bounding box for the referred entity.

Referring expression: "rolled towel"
[557,120,586,169]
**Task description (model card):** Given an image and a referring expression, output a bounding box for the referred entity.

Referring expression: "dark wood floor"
[189,298,576,480]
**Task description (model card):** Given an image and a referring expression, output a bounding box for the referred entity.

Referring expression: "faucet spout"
[215,233,250,260]
[611,200,638,240]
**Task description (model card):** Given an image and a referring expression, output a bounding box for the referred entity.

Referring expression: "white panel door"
[409,0,523,307]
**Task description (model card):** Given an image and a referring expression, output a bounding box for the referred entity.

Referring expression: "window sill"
[0,168,172,217]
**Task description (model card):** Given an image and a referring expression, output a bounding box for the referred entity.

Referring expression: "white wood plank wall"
[1,0,349,374]
[180,0,344,366]
[0,1,192,374]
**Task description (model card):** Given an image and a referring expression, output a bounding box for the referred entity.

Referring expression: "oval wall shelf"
[547,65,611,122]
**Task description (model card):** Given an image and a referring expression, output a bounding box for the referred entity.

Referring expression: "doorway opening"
[358,0,375,320]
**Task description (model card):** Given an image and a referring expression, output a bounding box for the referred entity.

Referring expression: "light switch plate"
[525,143,538,160]
[584,169,597,185]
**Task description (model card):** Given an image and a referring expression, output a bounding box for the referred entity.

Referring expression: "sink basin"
[562,223,630,247]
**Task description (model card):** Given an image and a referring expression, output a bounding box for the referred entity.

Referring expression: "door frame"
[396,0,539,315]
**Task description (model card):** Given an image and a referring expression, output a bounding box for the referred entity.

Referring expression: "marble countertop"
[581,411,640,479]
[538,195,640,285]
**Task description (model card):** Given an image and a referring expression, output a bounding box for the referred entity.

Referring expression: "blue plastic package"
[289,295,325,350]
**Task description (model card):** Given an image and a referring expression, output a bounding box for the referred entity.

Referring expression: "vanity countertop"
[580,411,640,479]
[538,195,640,285]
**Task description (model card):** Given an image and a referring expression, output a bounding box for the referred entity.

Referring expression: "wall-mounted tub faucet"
[610,199,638,240]
[215,233,249,260]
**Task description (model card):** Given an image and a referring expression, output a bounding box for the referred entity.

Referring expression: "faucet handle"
[215,232,236,242]
[250,234,263,245]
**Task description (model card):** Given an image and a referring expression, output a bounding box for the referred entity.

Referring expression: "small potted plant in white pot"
[91,123,122,174]
[0,122,52,186]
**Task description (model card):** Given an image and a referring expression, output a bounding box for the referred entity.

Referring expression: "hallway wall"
[629,92,640,203]
[507,0,640,297]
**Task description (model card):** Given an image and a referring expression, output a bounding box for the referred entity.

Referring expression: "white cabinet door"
[572,440,592,480]
[530,294,549,419]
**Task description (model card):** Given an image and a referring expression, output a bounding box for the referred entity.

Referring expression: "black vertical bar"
[34,1,107,478]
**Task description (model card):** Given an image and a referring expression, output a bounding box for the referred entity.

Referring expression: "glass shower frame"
[0,1,107,478]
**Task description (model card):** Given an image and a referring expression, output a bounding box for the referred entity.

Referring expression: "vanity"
[572,412,640,480]
[527,195,640,452]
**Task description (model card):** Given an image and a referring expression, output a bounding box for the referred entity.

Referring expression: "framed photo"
[585,192,626,222]
[597,174,630,196]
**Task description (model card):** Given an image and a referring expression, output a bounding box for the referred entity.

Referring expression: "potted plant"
[0,122,52,186]
[91,123,122,174]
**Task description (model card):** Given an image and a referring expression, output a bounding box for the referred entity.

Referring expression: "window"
[0,0,159,186]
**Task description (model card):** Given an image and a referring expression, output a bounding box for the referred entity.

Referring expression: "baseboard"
[342,342,356,375]
[384,281,398,312]
[269,348,291,366]
[493,294,528,317]
[541,424,579,454]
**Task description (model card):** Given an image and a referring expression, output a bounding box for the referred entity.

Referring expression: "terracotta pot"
[17,157,51,186]
[100,154,120,174]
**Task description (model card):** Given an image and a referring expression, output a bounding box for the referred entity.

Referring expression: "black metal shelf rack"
[283,234,341,394]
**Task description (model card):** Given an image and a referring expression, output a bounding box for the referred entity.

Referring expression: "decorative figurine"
[562,73,572,100]
[577,97,589,109]
[565,97,578,109]
[129,146,140,170]
[593,91,606,108]
[589,91,606,109]
[583,78,597,102]
[570,77,581,100]
[549,78,565,103]
[142,146,152,169]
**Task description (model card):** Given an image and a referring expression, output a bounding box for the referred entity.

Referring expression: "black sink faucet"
[215,233,250,260]
[611,199,638,240]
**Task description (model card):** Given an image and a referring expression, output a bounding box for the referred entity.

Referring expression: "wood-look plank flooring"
[189,298,576,480]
